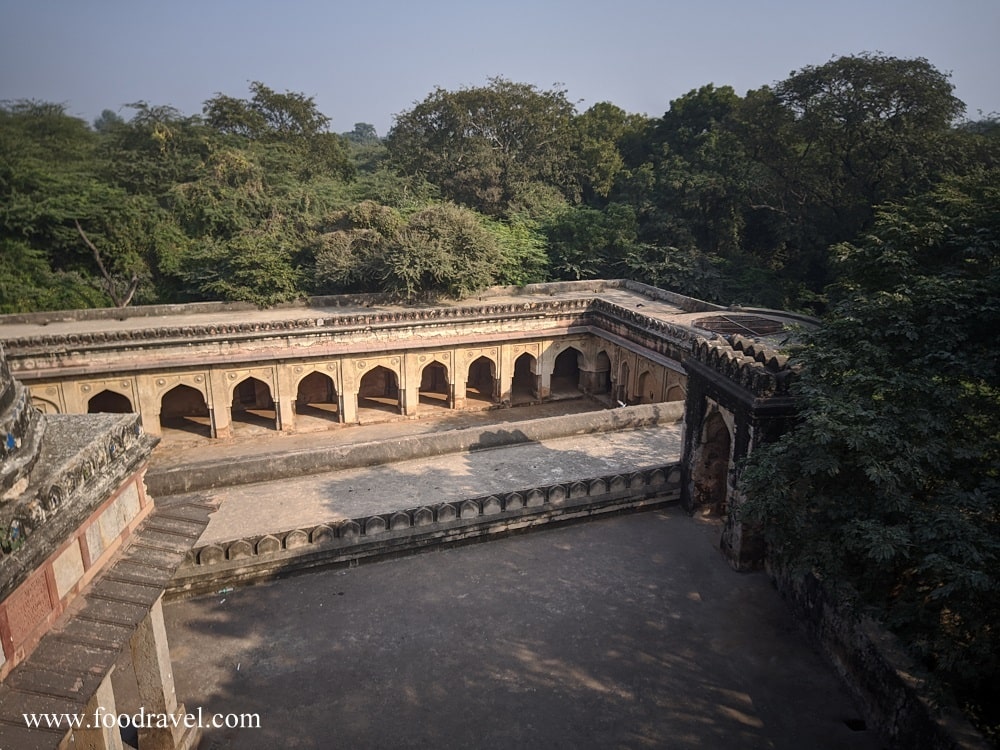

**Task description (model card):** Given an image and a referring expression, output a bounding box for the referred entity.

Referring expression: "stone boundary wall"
[0,278,724,327]
[774,571,991,750]
[169,462,683,597]
[146,402,685,496]
[620,280,728,313]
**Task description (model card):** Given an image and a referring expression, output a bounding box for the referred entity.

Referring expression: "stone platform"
[162,405,686,595]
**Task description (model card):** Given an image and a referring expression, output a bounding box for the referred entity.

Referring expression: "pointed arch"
[160,384,210,437]
[30,396,60,414]
[594,350,612,394]
[418,361,450,410]
[691,410,732,515]
[511,352,537,405]
[358,365,401,418]
[551,346,583,398]
[231,376,277,431]
[87,389,133,414]
[637,370,654,404]
[618,360,631,404]
[466,356,497,405]
[296,371,339,424]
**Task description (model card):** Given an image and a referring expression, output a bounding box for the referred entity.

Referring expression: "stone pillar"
[275,364,294,432]
[578,368,605,394]
[208,371,231,439]
[72,669,124,750]
[498,346,514,406]
[276,397,294,432]
[136,378,162,437]
[401,384,418,416]
[340,392,357,424]
[536,349,550,400]
[129,595,199,750]
[452,378,467,410]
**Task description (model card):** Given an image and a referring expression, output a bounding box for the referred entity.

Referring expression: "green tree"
[741,170,1000,736]
[382,203,501,300]
[313,200,405,293]
[543,203,639,280]
[203,82,354,181]
[740,53,966,293]
[570,102,646,203]
[644,85,753,258]
[313,200,525,300]
[387,77,577,217]
[0,101,174,309]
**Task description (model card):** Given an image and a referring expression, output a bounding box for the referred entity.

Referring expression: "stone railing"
[590,299,698,359]
[170,463,682,596]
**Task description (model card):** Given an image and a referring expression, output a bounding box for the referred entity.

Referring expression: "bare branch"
[74,219,126,307]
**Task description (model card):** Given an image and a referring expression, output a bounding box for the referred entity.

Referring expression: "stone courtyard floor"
[122,403,885,748]
[125,509,884,750]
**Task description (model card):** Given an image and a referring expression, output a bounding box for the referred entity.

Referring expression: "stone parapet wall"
[0,344,45,500]
[0,414,157,591]
[147,402,685,496]
[170,463,683,597]
[620,280,727,313]
[3,298,592,374]
[1,283,711,382]
[774,570,991,750]
[689,333,798,399]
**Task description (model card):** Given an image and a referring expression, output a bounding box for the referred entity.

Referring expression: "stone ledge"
[169,463,683,597]
[146,402,685,495]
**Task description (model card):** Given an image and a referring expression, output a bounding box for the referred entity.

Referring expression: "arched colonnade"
[31,336,686,439]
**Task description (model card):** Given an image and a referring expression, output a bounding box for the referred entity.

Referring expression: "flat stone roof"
[0,280,800,344]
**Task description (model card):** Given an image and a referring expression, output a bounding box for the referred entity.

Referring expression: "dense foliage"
[742,170,1000,737]
[3,54,995,313]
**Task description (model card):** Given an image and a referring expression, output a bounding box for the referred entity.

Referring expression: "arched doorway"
[296,371,339,425]
[550,347,582,398]
[160,384,211,437]
[231,377,277,432]
[667,384,684,402]
[418,361,450,411]
[87,389,132,414]
[466,357,496,406]
[691,411,732,515]
[511,353,537,405]
[358,366,401,418]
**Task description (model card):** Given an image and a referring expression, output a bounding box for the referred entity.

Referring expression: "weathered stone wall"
[16,331,683,439]
[1,282,708,440]
[170,462,683,597]
[774,570,991,750]
[680,335,799,569]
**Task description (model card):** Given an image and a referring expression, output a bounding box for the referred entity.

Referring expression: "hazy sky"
[1,0,996,136]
